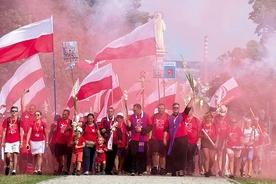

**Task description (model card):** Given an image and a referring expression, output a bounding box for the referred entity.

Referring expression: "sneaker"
[76,170,81,176]
[5,166,10,175]
[33,170,38,175]
[150,167,158,175]
[11,170,16,175]
[101,171,106,175]
[63,170,70,175]
[171,171,177,176]
[72,169,77,175]
[204,171,210,177]
[113,170,118,175]
[131,170,135,176]
[178,170,184,176]
[84,171,90,175]
[37,170,42,175]
[229,174,235,179]
[96,171,100,175]
[159,168,167,175]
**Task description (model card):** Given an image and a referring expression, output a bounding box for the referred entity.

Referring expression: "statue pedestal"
[156,49,167,62]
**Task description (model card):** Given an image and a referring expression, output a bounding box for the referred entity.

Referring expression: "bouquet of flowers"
[180,54,195,94]
[72,115,82,144]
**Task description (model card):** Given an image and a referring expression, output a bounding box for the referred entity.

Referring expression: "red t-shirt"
[29,121,46,141]
[95,143,107,163]
[49,122,57,144]
[82,122,98,142]
[214,115,230,140]
[116,121,128,148]
[185,116,201,144]
[167,113,188,139]
[21,110,35,138]
[2,118,24,143]
[71,136,85,153]
[151,113,169,141]
[226,126,243,148]
[129,113,152,141]
[201,122,218,141]
[55,118,72,144]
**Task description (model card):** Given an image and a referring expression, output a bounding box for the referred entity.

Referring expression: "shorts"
[116,147,125,157]
[30,140,45,155]
[150,139,167,155]
[226,148,242,158]
[216,139,226,151]
[4,141,20,153]
[71,152,83,163]
[242,147,254,161]
[201,139,216,150]
[55,143,71,157]
[49,142,56,155]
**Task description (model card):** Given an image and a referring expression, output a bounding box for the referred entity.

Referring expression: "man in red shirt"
[185,105,201,176]
[150,103,169,175]
[20,89,36,174]
[214,105,230,176]
[125,103,152,176]
[54,109,73,175]
[1,106,24,175]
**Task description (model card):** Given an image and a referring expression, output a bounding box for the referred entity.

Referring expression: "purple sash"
[132,112,146,152]
[167,114,183,155]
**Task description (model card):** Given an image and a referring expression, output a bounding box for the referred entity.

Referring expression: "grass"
[0,174,60,184]
[235,177,276,184]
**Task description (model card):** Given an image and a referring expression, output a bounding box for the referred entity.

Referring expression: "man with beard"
[165,96,195,176]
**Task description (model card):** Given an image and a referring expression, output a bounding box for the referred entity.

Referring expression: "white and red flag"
[97,74,123,119]
[0,54,44,108]
[76,63,113,101]
[145,82,177,115]
[208,77,242,108]
[13,78,47,112]
[92,20,156,65]
[0,17,53,64]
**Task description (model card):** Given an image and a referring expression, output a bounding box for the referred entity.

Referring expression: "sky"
[140,0,260,62]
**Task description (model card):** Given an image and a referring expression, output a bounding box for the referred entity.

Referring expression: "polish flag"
[93,20,156,65]
[0,17,53,64]
[208,77,242,108]
[13,78,47,112]
[0,55,44,108]
[97,75,123,119]
[76,63,113,101]
[145,82,177,115]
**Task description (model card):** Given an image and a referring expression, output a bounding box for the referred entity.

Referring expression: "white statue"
[154,12,166,50]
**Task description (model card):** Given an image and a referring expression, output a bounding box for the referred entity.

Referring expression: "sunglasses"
[11,109,18,113]
[35,114,41,117]
[173,106,179,110]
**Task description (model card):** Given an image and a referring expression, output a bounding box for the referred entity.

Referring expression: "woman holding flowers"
[26,110,48,175]
[82,113,101,175]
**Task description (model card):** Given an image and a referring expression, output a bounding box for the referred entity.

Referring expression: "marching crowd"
[0,90,272,179]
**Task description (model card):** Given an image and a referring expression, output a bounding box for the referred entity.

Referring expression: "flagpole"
[51,15,57,117]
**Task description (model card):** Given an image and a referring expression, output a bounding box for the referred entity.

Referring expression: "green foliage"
[0,175,60,184]
[249,0,276,37]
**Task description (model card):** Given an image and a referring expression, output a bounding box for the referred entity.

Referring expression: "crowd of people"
[0,90,273,179]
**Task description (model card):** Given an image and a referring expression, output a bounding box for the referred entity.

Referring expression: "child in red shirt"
[95,137,107,175]
[69,128,85,176]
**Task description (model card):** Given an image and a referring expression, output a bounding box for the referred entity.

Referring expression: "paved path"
[39,174,238,184]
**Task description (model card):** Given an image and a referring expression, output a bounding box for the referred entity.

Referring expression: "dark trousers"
[105,144,118,174]
[186,143,197,173]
